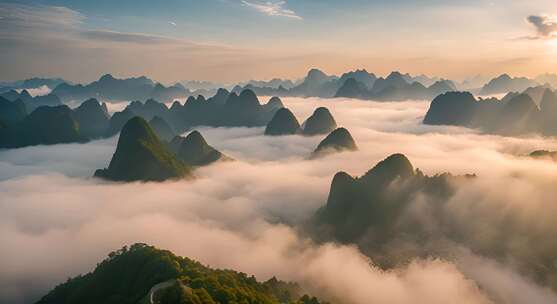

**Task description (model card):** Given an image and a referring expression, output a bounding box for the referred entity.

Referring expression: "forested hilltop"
[36,243,326,304]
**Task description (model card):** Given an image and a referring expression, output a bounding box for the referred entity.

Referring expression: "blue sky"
[1,0,557,83]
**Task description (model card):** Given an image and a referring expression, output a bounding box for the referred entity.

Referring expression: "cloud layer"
[2,97,557,303]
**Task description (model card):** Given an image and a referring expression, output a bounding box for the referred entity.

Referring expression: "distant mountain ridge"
[1,89,62,112]
[52,74,189,102]
[0,89,283,149]
[0,77,68,93]
[479,74,539,95]
[423,89,557,136]
[336,72,457,101]
[236,68,456,101]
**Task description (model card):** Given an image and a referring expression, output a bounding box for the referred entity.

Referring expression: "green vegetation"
[0,105,85,148]
[36,243,325,304]
[95,117,192,182]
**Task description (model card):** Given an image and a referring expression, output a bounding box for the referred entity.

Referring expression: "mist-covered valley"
[2,96,557,304]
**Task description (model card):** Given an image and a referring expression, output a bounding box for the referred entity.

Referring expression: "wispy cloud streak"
[242,0,302,20]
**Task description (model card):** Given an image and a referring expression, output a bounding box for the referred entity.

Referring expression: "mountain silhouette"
[338,69,377,88]
[73,98,110,138]
[264,108,301,135]
[264,96,284,112]
[540,89,557,134]
[0,89,62,113]
[0,97,26,125]
[52,74,189,102]
[0,105,84,148]
[302,107,337,135]
[106,108,136,136]
[335,78,368,99]
[170,131,228,166]
[423,90,557,136]
[313,153,466,249]
[95,117,191,182]
[312,127,357,157]
[479,74,538,95]
[423,91,478,126]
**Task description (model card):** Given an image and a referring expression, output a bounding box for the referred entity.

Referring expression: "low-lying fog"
[2,97,557,304]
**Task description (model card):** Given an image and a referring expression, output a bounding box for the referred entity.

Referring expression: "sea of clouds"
[1,97,557,304]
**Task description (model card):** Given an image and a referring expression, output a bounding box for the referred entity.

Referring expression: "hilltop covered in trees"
[36,243,326,304]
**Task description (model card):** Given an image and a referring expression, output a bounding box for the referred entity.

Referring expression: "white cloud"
[3,97,557,303]
[242,0,302,20]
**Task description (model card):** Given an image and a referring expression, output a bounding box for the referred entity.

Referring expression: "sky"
[1,0,557,83]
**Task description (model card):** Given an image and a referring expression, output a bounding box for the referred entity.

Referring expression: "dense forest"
[36,243,326,304]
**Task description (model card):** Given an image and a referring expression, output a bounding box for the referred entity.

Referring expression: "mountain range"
[51,74,189,102]
[0,77,68,93]
[1,89,62,112]
[0,89,283,149]
[235,69,457,101]
[479,74,539,95]
[423,88,557,136]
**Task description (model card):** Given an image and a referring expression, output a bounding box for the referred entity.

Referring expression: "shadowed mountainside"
[311,127,357,158]
[423,89,557,136]
[169,130,229,167]
[94,117,192,182]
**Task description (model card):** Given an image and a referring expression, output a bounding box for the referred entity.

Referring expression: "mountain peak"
[362,153,414,182]
[19,89,32,99]
[386,71,406,81]
[307,68,327,78]
[312,127,357,157]
[305,69,330,84]
[99,74,115,82]
[264,108,300,135]
[239,89,258,101]
[184,130,207,147]
[171,130,226,166]
[95,116,191,181]
[302,107,337,135]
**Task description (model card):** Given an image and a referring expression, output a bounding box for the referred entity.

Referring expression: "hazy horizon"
[1,0,557,83]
